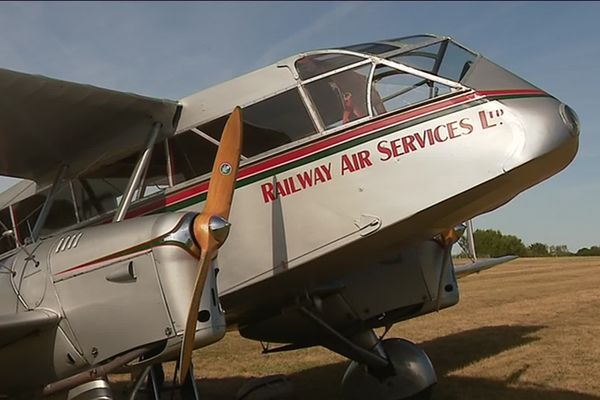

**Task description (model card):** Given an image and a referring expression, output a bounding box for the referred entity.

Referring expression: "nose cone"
[503,96,579,173]
[559,103,580,138]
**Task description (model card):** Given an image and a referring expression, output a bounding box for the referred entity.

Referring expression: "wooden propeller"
[178,107,243,383]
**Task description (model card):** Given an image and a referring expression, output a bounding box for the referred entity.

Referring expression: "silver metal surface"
[559,103,580,137]
[0,35,582,398]
[67,379,113,400]
[209,216,231,245]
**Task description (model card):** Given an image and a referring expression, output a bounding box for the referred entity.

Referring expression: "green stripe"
[163,93,541,213]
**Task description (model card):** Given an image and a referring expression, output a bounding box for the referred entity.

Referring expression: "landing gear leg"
[128,362,200,400]
[294,304,435,399]
[341,338,436,400]
[180,363,201,400]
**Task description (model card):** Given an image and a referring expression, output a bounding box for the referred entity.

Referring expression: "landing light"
[560,103,580,138]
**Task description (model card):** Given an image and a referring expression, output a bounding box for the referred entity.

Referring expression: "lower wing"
[454,255,518,279]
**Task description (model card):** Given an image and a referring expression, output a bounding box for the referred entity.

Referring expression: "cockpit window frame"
[292,47,467,137]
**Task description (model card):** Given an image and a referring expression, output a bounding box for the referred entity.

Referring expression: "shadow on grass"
[110,324,599,400]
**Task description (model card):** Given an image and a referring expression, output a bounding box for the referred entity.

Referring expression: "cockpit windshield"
[296,36,477,86]
[388,41,476,82]
[341,42,397,55]
[385,34,439,47]
[295,53,366,80]
[294,36,476,133]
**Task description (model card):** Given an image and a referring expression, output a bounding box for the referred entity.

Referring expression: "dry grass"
[111,257,600,399]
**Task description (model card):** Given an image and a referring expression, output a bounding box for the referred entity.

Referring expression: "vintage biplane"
[0,34,579,400]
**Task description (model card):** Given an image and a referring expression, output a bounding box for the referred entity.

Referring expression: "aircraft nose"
[559,103,580,138]
[503,97,580,172]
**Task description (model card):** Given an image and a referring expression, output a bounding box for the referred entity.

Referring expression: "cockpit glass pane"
[196,89,316,158]
[386,35,438,47]
[437,42,477,82]
[296,53,365,80]
[388,40,477,83]
[371,65,452,116]
[341,43,397,55]
[305,65,371,130]
[170,130,218,185]
[388,43,442,74]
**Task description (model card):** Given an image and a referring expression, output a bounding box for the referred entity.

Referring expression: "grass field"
[112,257,600,399]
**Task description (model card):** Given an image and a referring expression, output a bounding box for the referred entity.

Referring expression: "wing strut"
[113,122,162,223]
[31,165,68,242]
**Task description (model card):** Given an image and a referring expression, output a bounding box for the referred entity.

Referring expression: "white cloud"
[256,2,364,67]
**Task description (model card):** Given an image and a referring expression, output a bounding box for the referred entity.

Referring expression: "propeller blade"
[178,108,243,383]
[178,218,215,383]
[203,106,243,220]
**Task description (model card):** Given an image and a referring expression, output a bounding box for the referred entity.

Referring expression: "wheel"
[341,339,436,400]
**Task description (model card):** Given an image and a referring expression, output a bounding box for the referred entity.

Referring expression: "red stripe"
[56,249,149,277]
[126,88,546,218]
[478,89,546,97]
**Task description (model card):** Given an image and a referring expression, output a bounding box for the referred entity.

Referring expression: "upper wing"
[0,68,181,185]
[0,310,60,348]
[454,255,518,279]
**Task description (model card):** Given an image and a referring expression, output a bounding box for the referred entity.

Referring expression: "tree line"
[459,229,600,258]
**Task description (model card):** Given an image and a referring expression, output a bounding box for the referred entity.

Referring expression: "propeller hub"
[209,215,231,245]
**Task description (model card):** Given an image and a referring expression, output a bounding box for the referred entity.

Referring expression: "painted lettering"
[377,140,393,162]
[357,150,372,169]
[389,138,405,157]
[413,131,426,149]
[433,125,447,142]
[261,182,276,203]
[341,154,356,175]
[401,135,417,153]
[447,121,460,139]
[297,170,313,189]
[320,163,333,180]
[314,166,328,183]
[459,118,474,135]
[276,181,286,198]
[426,128,435,145]
[479,110,496,129]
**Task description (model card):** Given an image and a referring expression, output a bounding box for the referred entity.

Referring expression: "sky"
[0,1,598,251]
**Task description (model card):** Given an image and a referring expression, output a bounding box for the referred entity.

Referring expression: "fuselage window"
[194,89,316,158]
[74,156,136,220]
[304,65,372,130]
[139,141,170,197]
[169,130,218,185]
[0,207,16,254]
[242,89,316,156]
[371,65,452,116]
[13,183,78,240]
[73,141,169,220]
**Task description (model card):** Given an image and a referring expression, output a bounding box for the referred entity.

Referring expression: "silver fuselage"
[0,44,579,395]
